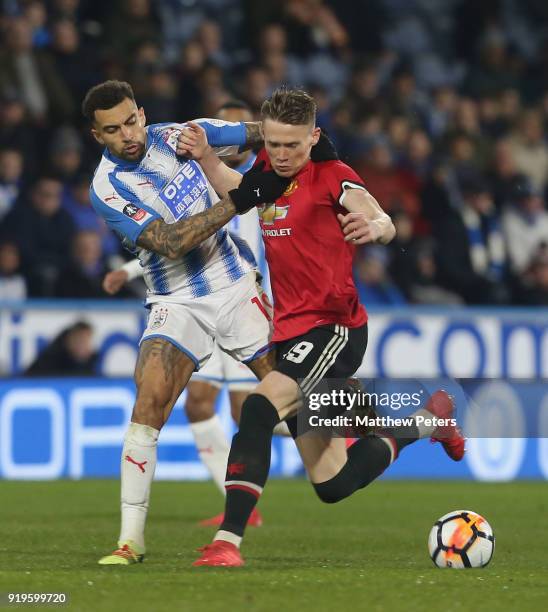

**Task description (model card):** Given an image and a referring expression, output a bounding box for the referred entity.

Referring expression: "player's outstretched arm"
[177,120,263,158]
[137,165,290,259]
[137,197,238,259]
[178,119,263,155]
[177,120,263,194]
[241,122,263,149]
[337,188,396,245]
[178,122,243,198]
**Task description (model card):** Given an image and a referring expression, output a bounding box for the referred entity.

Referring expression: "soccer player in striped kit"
[83,80,289,565]
[102,101,289,530]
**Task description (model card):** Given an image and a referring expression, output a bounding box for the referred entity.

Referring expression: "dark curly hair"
[82,80,136,123]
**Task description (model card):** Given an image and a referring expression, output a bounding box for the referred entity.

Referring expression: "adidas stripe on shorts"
[274,323,368,393]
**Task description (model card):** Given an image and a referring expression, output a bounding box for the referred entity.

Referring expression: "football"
[428,510,495,568]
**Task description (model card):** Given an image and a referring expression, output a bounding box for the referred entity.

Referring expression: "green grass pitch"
[1,480,547,611]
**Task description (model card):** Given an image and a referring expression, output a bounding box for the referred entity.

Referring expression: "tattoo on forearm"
[243,122,263,150]
[137,197,236,258]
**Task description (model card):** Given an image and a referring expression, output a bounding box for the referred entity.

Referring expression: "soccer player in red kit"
[178,88,465,567]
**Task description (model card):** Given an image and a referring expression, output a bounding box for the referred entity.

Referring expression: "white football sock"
[119,422,159,550]
[214,530,242,548]
[190,415,230,496]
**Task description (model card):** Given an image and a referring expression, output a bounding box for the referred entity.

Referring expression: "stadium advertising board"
[1,302,547,378]
[1,303,546,481]
[0,378,547,481]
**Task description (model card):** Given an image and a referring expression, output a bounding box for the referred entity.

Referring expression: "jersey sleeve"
[120,258,144,280]
[90,179,160,245]
[149,120,244,157]
[193,118,246,156]
[324,161,368,207]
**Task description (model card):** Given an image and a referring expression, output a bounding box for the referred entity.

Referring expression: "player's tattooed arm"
[137,197,237,259]
[337,188,396,245]
[241,122,264,150]
[178,121,263,156]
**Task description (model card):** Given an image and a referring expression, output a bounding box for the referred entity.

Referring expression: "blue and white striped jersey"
[226,153,270,293]
[90,121,252,303]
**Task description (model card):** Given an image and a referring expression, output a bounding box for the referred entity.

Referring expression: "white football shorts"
[140,272,273,371]
[190,343,257,390]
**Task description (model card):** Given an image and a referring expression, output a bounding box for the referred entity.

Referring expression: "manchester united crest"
[283,179,299,196]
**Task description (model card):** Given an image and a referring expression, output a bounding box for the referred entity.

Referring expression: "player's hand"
[176,122,211,159]
[229,161,291,214]
[310,130,338,162]
[102,269,129,295]
[337,212,381,244]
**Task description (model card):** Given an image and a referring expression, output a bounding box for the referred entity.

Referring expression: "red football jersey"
[254,150,368,342]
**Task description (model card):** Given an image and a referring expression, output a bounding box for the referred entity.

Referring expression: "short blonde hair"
[261,87,316,126]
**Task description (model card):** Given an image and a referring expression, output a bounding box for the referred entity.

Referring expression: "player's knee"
[184,382,218,422]
[133,389,170,426]
[185,403,214,423]
[312,464,358,504]
[185,393,215,422]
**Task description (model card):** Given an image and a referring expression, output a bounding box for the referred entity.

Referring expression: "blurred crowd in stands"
[1,0,548,306]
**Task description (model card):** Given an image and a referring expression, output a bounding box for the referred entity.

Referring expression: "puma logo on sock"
[125,455,147,473]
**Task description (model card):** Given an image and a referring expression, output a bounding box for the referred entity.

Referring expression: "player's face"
[216,107,253,169]
[91,98,147,161]
[262,119,320,177]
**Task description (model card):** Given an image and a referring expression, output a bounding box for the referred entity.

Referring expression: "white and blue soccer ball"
[428,510,495,568]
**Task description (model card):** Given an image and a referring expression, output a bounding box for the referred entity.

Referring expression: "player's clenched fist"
[229,161,291,213]
[337,212,383,244]
[177,122,210,159]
